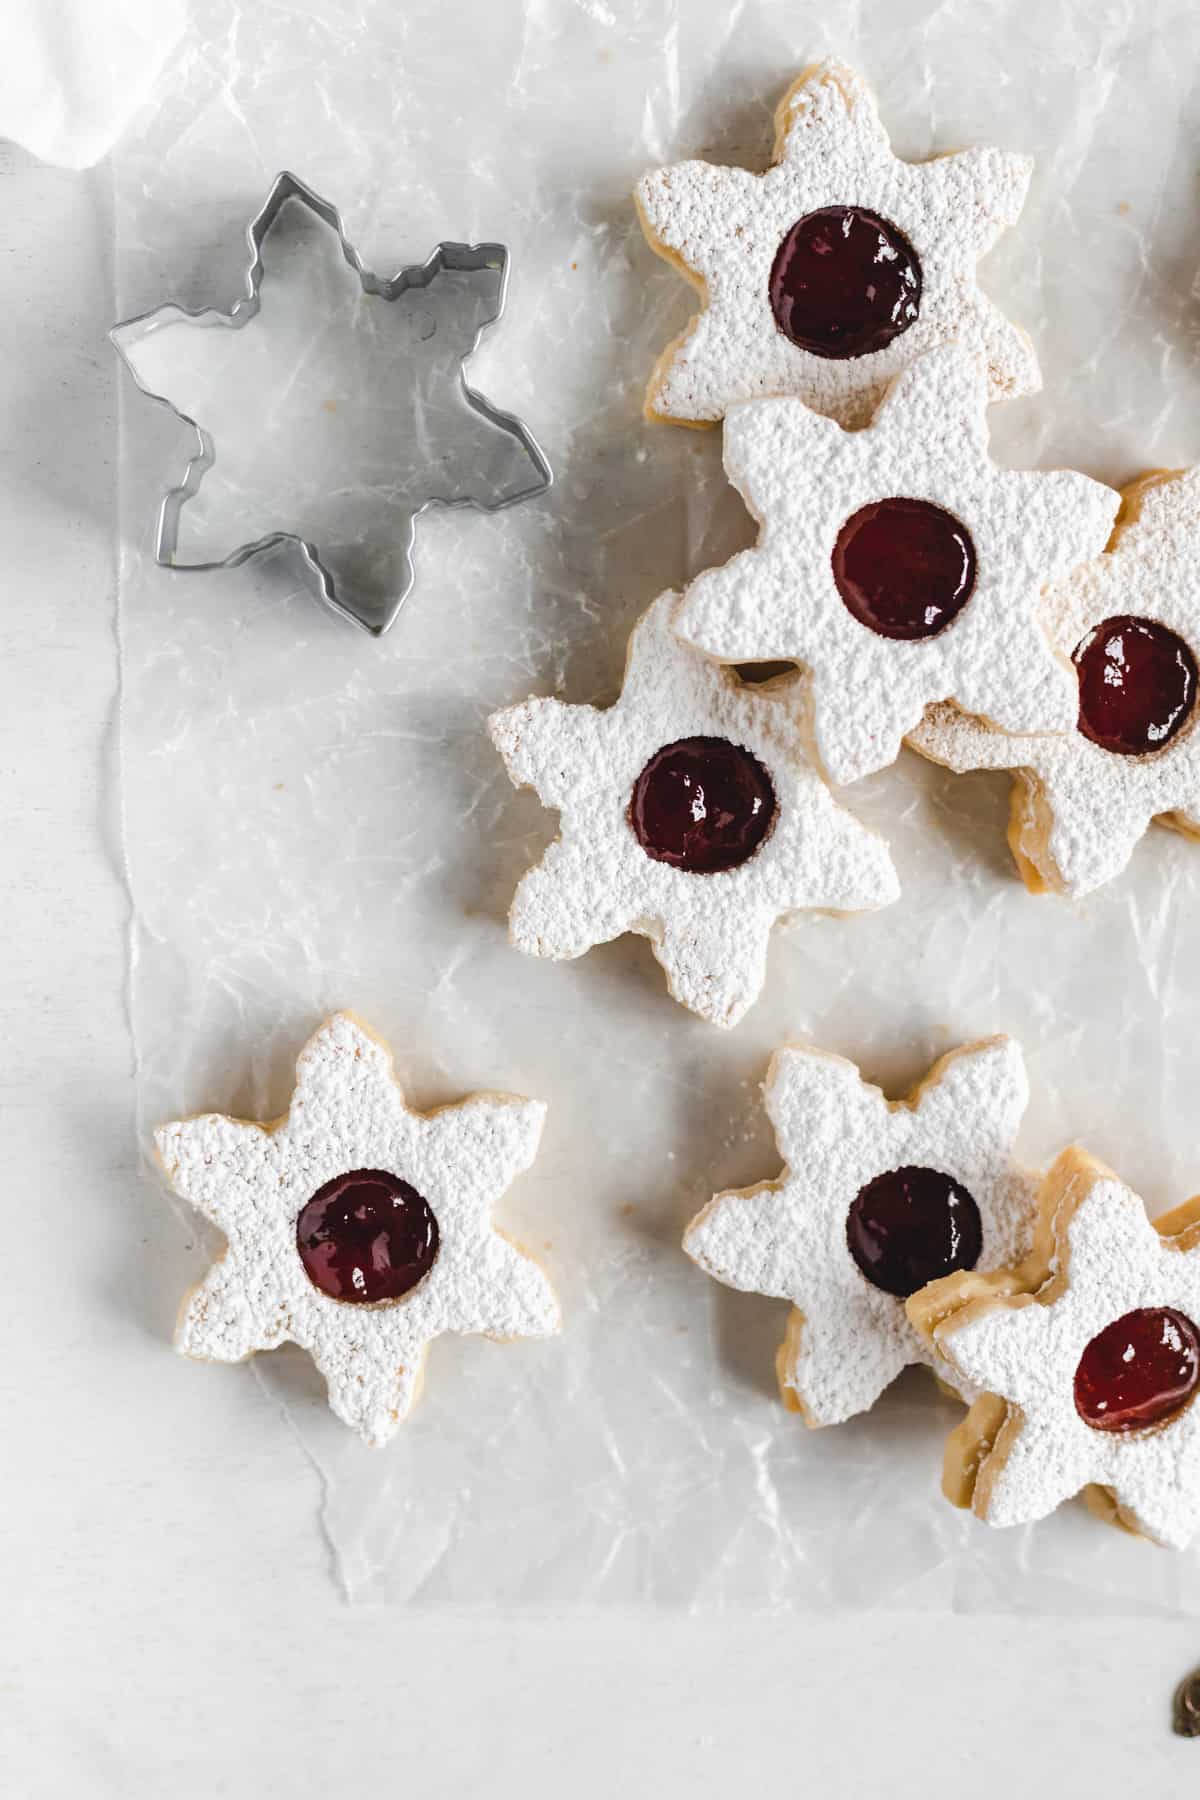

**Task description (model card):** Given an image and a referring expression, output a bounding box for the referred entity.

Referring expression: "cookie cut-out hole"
[628,735,776,874]
[1073,615,1197,757]
[1074,1307,1200,1433]
[846,1164,983,1298]
[296,1169,439,1304]
[832,498,977,641]
[768,206,921,359]
[734,660,799,686]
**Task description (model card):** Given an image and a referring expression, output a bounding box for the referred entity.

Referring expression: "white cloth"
[0,0,184,170]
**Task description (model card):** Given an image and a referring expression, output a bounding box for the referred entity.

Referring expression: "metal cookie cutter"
[111,171,553,636]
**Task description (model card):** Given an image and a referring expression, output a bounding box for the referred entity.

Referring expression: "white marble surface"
[3,17,1200,1793]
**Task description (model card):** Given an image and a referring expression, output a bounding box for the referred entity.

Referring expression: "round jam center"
[296,1169,439,1305]
[846,1165,983,1299]
[1073,1306,1200,1433]
[832,498,977,641]
[629,735,777,874]
[1073,615,1197,756]
[768,206,922,359]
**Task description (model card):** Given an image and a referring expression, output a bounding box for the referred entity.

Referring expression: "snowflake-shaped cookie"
[488,591,898,1029]
[154,1013,559,1446]
[683,1036,1039,1423]
[636,57,1039,428]
[674,347,1119,784]
[910,1147,1200,1548]
[910,468,1200,896]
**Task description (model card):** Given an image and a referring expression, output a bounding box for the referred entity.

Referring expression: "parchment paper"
[114,0,1200,1608]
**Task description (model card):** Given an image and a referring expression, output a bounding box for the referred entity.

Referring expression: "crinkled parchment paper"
[114,0,1200,1608]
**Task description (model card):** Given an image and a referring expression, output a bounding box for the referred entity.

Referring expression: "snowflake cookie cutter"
[111,170,553,637]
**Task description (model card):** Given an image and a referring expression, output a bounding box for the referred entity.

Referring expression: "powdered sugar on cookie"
[910,468,1200,896]
[155,1013,559,1446]
[637,57,1039,428]
[683,1036,1039,1424]
[488,591,898,1029]
[675,347,1118,785]
[915,1147,1200,1548]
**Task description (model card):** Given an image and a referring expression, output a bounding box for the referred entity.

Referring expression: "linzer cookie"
[910,469,1200,896]
[488,591,898,1029]
[683,1036,1038,1423]
[910,1146,1200,1548]
[674,346,1119,784]
[154,1013,560,1446]
[636,57,1039,429]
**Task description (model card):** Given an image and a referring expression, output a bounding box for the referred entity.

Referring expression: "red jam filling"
[846,1164,983,1299]
[832,498,977,641]
[296,1169,439,1304]
[768,206,922,359]
[1073,615,1197,756]
[1073,1306,1200,1433]
[629,735,776,873]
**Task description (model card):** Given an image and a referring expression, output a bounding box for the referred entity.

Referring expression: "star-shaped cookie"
[154,1013,560,1446]
[910,468,1200,896]
[637,57,1039,428]
[674,347,1119,784]
[488,591,898,1028]
[683,1036,1038,1423]
[910,1147,1200,1548]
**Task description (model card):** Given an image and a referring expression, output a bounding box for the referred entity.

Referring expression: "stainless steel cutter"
[112,170,553,636]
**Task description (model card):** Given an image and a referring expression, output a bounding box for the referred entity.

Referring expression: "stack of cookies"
[491,58,1200,1031]
[684,1032,1200,1550]
[487,60,1200,1547]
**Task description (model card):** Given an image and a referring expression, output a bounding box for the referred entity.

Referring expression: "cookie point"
[797,56,870,112]
[486,702,520,755]
[508,1094,549,1160]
